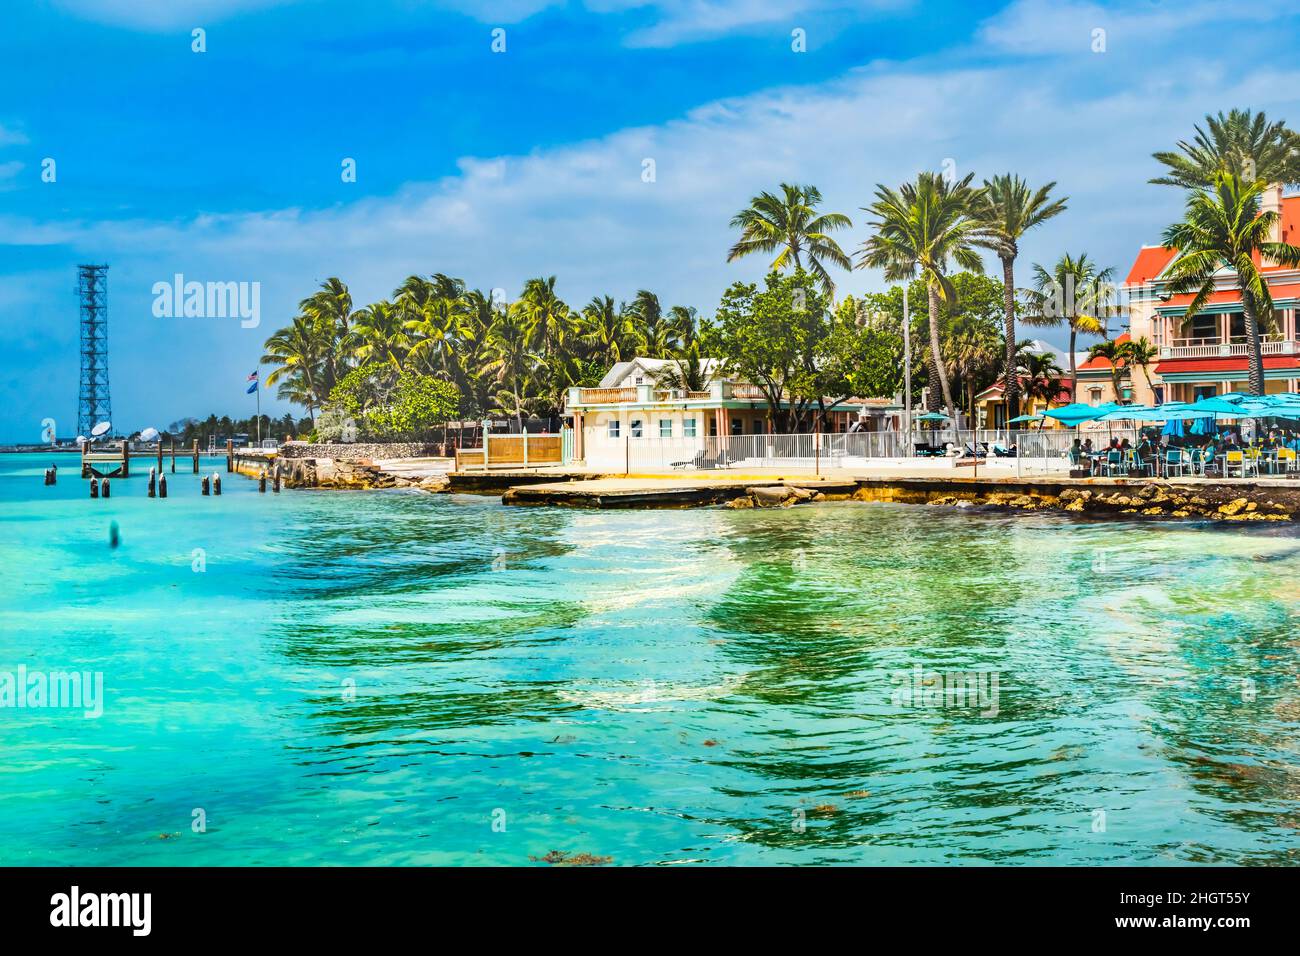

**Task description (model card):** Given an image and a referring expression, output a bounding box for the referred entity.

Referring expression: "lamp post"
[902,282,912,457]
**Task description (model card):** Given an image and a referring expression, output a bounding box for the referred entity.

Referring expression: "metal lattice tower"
[77,264,111,438]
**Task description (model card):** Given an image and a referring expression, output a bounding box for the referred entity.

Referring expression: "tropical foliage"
[261,275,700,435]
[1161,172,1300,394]
[727,183,853,295]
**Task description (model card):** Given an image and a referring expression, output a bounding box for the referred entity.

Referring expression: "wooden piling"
[227,439,234,473]
[202,475,210,496]
[159,474,168,498]
[156,441,163,475]
[121,440,129,478]
[213,473,222,496]
[191,439,198,474]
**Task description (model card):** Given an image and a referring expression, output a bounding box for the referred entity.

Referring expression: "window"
[630,419,643,438]
[1189,313,1217,341]
[1088,388,1102,407]
[730,418,742,436]
[709,417,717,437]
[684,417,697,438]
[634,376,644,385]
[659,419,672,438]
[607,420,620,439]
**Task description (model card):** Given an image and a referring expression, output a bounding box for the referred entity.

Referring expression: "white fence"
[582,428,1088,473]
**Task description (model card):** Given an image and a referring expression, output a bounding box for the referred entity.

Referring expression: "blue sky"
[2,0,1299,440]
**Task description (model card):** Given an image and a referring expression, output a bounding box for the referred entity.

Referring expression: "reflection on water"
[0,453,1297,865]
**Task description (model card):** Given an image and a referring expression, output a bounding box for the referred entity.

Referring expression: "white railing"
[585,428,1034,472]
[1160,338,1296,359]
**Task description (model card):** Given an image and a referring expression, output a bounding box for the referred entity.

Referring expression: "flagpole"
[256,381,261,445]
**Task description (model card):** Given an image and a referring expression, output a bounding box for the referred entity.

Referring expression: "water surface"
[1,453,1297,865]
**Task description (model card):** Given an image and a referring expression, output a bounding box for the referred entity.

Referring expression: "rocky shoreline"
[274,454,1300,522]
[863,480,1300,521]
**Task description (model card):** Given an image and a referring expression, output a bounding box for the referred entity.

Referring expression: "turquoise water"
[0,452,1297,865]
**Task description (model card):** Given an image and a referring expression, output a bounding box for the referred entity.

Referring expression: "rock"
[784,485,814,501]
[1218,498,1249,516]
[1065,498,1086,512]
[749,486,794,507]
[726,496,754,509]
[418,475,450,493]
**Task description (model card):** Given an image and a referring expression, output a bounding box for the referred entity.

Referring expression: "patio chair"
[1163,448,1187,478]
[1224,450,1257,478]
[1277,447,1297,475]
[1104,449,1124,476]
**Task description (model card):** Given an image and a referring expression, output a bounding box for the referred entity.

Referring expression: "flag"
[247,370,258,382]
[246,370,259,393]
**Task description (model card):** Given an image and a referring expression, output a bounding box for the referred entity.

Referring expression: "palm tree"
[1152,109,1300,188]
[1162,172,1300,394]
[627,290,673,357]
[352,299,408,370]
[1122,336,1159,401]
[518,275,571,356]
[298,277,358,396]
[261,312,332,417]
[1022,252,1114,389]
[655,340,710,393]
[1020,350,1066,410]
[727,183,853,295]
[667,305,698,348]
[484,304,535,430]
[859,171,984,419]
[973,174,1068,425]
[1085,339,1128,402]
[580,295,632,367]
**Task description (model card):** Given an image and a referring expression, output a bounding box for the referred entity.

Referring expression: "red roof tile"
[1076,333,1130,370]
[1154,355,1300,374]
[1125,247,1177,286]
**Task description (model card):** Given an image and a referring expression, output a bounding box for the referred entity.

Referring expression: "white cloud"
[979,0,1281,55]
[6,9,1300,429]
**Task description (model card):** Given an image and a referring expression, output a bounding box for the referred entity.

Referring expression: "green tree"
[707,270,829,431]
[972,174,1068,425]
[364,372,459,440]
[1161,172,1300,394]
[727,183,853,295]
[1152,109,1300,189]
[859,171,984,419]
[1022,252,1113,388]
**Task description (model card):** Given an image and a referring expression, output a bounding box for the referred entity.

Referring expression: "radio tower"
[77,264,112,439]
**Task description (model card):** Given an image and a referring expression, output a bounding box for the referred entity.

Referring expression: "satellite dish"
[140,427,160,442]
[75,435,86,444]
[91,421,111,437]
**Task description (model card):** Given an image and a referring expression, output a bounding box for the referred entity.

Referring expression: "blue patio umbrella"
[1188,397,1244,415]
[1162,417,1185,437]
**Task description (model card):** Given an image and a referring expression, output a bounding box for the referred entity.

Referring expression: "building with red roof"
[1086,184,1300,405]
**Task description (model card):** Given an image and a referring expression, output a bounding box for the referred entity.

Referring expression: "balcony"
[1159,336,1297,359]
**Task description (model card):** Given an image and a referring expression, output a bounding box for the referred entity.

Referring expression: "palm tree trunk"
[1000,256,1019,428]
[1067,324,1078,402]
[926,283,957,417]
[1241,292,1266,395]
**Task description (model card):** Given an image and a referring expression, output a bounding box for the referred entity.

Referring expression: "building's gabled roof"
[1125,246,1177,286]
[1125,191,1300,288]
[1075,332,1130,371]
[597,357,725,388]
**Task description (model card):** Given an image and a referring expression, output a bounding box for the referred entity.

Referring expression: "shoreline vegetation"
[242,108,1300,450]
